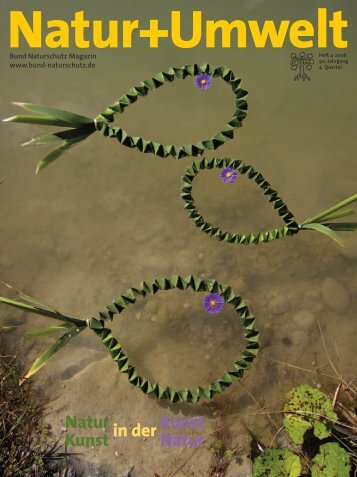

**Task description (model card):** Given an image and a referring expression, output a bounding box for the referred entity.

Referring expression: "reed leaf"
[3,115,75,127]
[22,127,94,147]
[0,296,86,328]
[21,325,81,381]
[25,324,73,337]
[316,208,355,222]
[12,102,93,125]
[302,194,357,225]
[301,223,344,246]
[1,282,57,312]
[324,222,357,231]
[35,133,92,174]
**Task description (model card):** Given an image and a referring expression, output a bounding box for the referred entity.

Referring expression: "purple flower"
[196,73,212,90]
[203,293,225,314]
[220,167,238,184]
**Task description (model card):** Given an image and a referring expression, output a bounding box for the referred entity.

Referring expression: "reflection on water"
[0,0,356,474]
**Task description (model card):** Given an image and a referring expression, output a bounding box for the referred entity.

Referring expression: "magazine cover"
[0,1,356,476]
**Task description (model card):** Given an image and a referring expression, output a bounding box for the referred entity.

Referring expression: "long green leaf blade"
[25,324,73,337]
[13,102,93,125]
[302,194,357,225]
[35,133,91,174]
[323,222,357,231]
[22,127,94,146]
[302,223,344,246]
[317,208,355,222]
[22,326,81,381]
[0,296,85,327]
[3,115,75,127]
[0,296,59,318]
[1,282,57,312]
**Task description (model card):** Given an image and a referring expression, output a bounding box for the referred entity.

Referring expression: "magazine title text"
[9,9,348,49]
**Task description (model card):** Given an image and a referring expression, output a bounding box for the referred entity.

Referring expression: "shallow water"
[0,0,356,475]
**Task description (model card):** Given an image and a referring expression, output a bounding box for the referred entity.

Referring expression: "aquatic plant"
[3,64,247,173]
[311,443,351,477]
[282,384,337,445]
[253,449,302,477]
[181,158,357,245]
[0,276,259,404]
[243,349,355,476]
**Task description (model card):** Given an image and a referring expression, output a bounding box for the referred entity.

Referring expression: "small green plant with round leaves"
[283,384,338,445]
[252,385,352,477]
[253,449,302,477]
[311,443,351,477]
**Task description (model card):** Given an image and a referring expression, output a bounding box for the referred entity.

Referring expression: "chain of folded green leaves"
[181,158,357,246]
[4,64,247,174]
[0,276,259,404]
